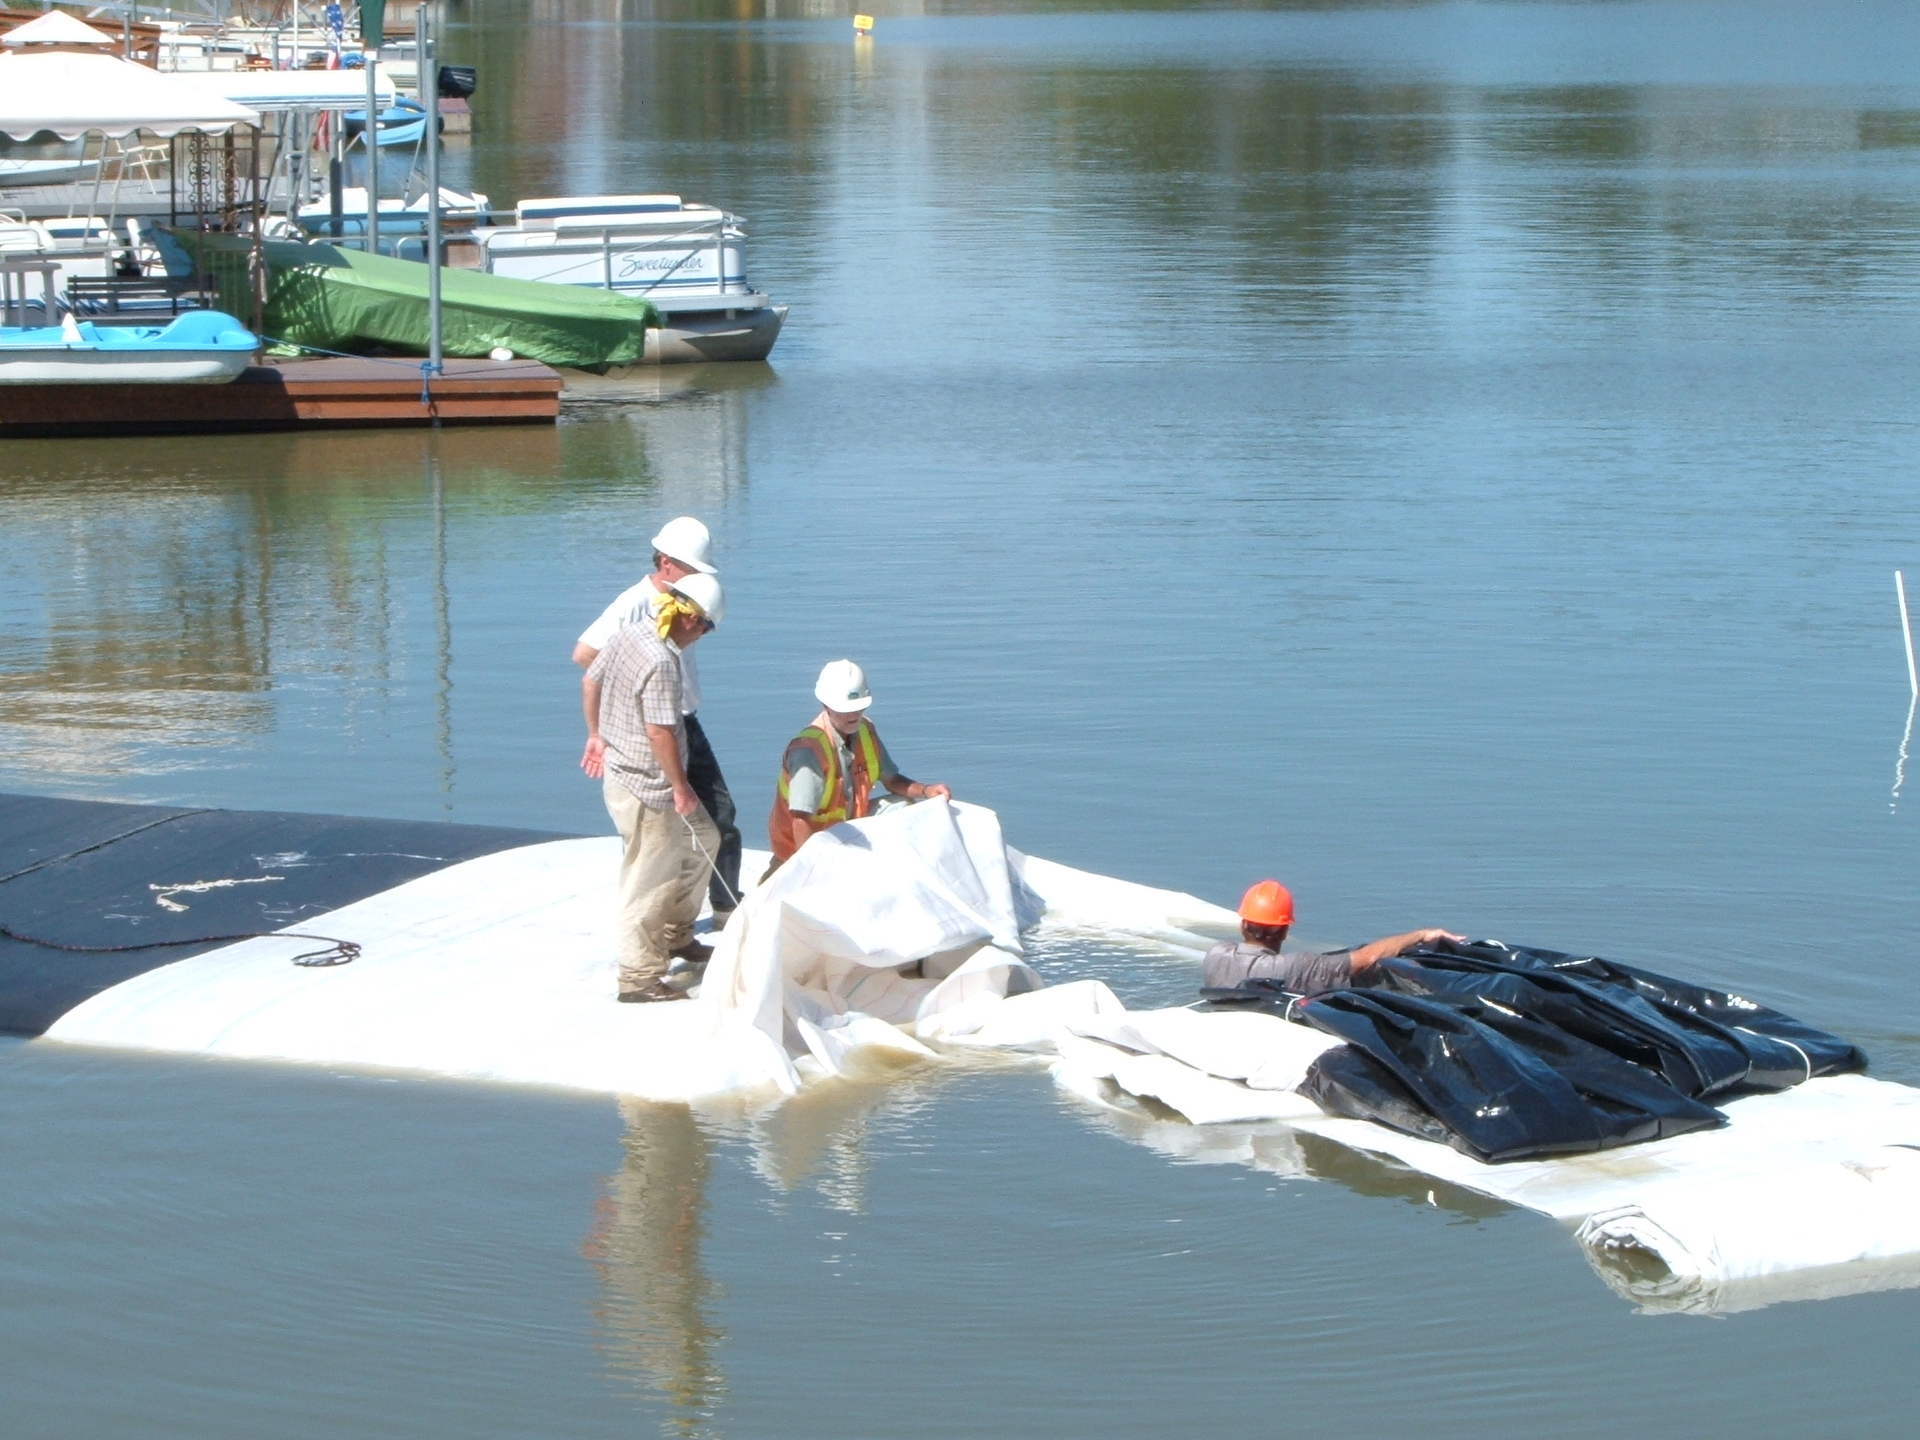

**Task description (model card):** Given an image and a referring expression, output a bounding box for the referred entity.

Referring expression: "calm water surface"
[6,2,1920,1434]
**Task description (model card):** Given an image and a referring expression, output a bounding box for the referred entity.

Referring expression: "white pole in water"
[423,3,442,377]
[1899,571,1918,700]
[364,42,380,257]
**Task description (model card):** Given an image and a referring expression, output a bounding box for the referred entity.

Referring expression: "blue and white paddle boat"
[0,311,258,384]
[344,96,439,148]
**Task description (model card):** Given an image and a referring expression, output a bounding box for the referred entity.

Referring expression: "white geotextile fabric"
[1011,853,1238,952]
[1053,1013,1920,1301]
[43,795,1920,1305]
[44,800,1147,1102]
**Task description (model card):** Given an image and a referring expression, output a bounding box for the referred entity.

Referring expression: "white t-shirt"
[580,578,701,714]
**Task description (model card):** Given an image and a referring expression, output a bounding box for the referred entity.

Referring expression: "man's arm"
[882,774,951,801]
[873,733,949,800]
[580,673,606,778]
[1350,928,1465,970]
[573,642,599,668]
[647,723,699,817]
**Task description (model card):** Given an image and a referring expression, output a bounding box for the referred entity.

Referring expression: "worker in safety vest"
[575,516,743,927]
[1202,880,1462,996]
[766,660,950,867]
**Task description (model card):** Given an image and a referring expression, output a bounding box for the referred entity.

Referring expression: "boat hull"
[0,351,252,384]
[644,304,787,364]
[0,158,103,189]
[0,313,260,384]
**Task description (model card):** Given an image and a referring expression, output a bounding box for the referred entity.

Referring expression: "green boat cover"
[182,234,659,370]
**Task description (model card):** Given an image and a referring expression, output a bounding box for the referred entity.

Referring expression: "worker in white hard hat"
[581,572,725,1003]
[574,516,742,927]
[765,660,952,868]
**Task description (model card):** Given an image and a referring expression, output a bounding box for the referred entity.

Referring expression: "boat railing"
[480,217,746,296]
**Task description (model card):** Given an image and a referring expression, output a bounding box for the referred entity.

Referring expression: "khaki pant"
[604,777,719,992]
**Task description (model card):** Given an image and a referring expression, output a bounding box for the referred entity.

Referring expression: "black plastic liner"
[0,792,565,1037]
[1207,935,1864,1164]
[1393,939,1865,1091]
[1298,990,1726,1164]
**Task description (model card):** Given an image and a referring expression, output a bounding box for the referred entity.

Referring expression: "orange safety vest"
[767,718,886,861]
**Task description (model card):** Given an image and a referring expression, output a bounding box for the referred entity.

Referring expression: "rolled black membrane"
[1204,938,1866,1164]
[0,793,567,1037]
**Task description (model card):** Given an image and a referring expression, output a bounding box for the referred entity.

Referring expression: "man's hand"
[920,782,952,801]
[581,736,606,780]
[1351,928,1466,969]
[672,784,700,818]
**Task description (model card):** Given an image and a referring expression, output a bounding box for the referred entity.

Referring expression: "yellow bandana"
[653,592,703,640]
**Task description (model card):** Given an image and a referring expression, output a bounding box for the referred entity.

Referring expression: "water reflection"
[585,1070,936,1433]
[1066,1083,1510,1222]
[448,1,1920,354]
[742,1053,946,1211]
[427,451,455,811]
[0,381,755,805]
[588,1099,727,1435]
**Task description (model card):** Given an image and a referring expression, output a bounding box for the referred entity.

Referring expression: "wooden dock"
[0,357,563,438]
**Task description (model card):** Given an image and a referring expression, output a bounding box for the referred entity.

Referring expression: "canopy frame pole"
[249,123,265,336]
[329,108,344,237]
[364,44,379,256]
[422,1,442,378]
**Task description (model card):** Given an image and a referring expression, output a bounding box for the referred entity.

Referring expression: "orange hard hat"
[1238,879,1294,927]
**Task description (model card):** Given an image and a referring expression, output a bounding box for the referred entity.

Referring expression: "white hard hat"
[667,572,724,626]
[650,516,717,574]
[814,659,872,713]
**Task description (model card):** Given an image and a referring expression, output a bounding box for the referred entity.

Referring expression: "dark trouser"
[683,712,741,913]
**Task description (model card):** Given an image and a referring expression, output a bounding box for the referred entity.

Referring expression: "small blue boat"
[344,96,441,148]
[0,311,258,385]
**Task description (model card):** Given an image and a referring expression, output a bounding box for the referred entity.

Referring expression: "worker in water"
[574,517,742,928]
[766,659,951,868]
[1202,880,1463,995]
[580,572,725,1003]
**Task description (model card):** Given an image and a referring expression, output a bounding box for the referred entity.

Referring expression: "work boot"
[617,982,689,1004]
[670,939,714,964]
[709,908,735,932]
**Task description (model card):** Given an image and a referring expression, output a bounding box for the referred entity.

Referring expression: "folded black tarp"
[1206,936,1864,1164]
[1393,939,1864,1092]
[1297,989,1727,1163]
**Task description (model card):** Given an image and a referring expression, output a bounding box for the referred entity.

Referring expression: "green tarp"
[185,235,659,370]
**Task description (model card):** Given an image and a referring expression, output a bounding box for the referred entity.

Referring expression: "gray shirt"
[1202,941,1356,996]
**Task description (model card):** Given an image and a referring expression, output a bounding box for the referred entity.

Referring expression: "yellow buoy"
[853,13,874,35]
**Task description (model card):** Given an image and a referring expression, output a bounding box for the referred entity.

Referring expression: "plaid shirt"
[588,623,686,809]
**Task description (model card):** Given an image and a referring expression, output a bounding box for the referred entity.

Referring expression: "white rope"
[681,811,741,911]
[1736,1026,1814,1085]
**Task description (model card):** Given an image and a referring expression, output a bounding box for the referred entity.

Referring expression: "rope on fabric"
[681,812,742,910]
[1,810,357,965]
[0,923,360,968]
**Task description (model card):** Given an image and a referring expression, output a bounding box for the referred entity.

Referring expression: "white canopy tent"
[169,70,398,115]
[0,49,261,141]
[0,10,117,48]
